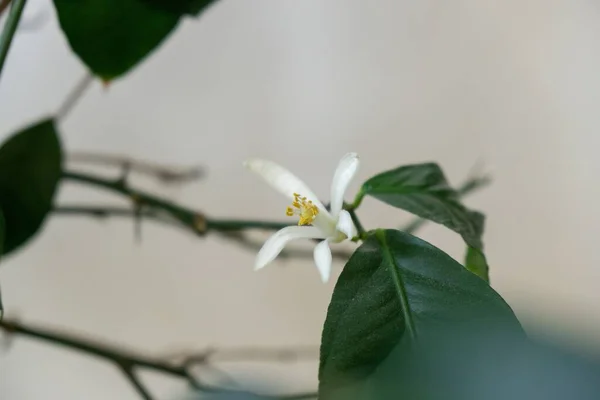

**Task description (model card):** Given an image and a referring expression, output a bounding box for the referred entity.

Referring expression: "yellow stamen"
[285,193,320,225]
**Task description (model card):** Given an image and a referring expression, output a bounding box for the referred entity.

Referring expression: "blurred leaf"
[141,0,217,15]
[465,246,489,283]
[0,211,4,318]
[319,229,521,400]
[360,163,484,250]
[52,0,181,79]
[0,119,62,255]
[376,329,600,400]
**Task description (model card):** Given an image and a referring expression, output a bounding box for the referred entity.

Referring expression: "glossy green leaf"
[359,163,484,250]
[465,246,489,283]
[141,0,217,15]
[53,0,181,79]
[0,119,62,255]
[319,229,521,399]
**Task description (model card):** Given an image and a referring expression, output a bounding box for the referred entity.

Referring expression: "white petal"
[314,240,333,283]
[255,226,325,270]
[312,212,338,238]
[330,153,360,217]
[245,158,329,214]
[335,210,356,240]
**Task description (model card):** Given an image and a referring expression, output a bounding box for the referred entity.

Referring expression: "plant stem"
[68,151,205,184]
[59,170,490,244]
[0,0,12,17]
[0,0,26,79]
[0,318,317,400]
[347,208,367,239]
[119,365,153,400]
[350,190,365,210]
[56,73,94,122]
[62,170,290,235]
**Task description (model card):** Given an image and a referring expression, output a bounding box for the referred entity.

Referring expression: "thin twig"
[62,170,291,235]
[56,170,490,258]
[54,205,165,221]
[68,152,205,184]
[0,0,26,80]
[119,364,153,400]
[56,73,94,122]
[0,319,192,377]
[174,346,318,366]
[53,206,353,259]
[0,318,317,400]
[0,0,11,17]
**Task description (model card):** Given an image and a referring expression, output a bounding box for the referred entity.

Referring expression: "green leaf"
[53,0,181,79]
[359,163,484,250]
[319,229,521,399]
[0,211,4,319]
[141,0,217,16]
[465,246,489,283]
[0,119,62,255]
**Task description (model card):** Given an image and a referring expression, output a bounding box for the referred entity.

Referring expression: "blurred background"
[1,0,600,398]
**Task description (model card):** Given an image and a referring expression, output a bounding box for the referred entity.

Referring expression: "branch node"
[193,214,208,235]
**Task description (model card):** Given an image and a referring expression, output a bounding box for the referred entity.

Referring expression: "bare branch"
[0,318,317,400]
[119,364,154,400]
[0,0,11,17]
[68,152,205,184]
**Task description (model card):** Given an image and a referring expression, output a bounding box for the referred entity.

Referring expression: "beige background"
[1,0,600,398]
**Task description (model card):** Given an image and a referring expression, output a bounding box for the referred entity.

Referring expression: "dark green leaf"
[376,330,600,400]
[52,0,181,79]
[141,0,217,16]
[0,119,62,255]
[465,246,489,283]
[319,229,521,399]
[360,163,484,250]
[0,211,4,318]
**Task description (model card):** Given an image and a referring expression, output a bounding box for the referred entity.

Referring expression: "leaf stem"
[350,189,365,210]
[346,207,367,239]
[56,73,94,122]
[0,0,26,79]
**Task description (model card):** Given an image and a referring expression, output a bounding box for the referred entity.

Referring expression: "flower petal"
[255,226,325,270]
[330,153,360,217]
[245,158,329,214]
[335,210,356,240]
[314,239,333,283]
[312,212,338,238]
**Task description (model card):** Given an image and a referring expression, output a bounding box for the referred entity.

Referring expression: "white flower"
[244,153,360,283]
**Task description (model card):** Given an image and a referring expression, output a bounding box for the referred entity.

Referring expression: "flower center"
[286,193,320,226]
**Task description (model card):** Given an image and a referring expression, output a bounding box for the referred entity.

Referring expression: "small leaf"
[0,119,62,255]
[53,0,181,79]
[360,163,484,250]
[465,246,490,283]
[319,229,521,399]
[141,0,217,16]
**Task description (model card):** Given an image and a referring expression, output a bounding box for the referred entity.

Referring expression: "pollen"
[285,193,319,225]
